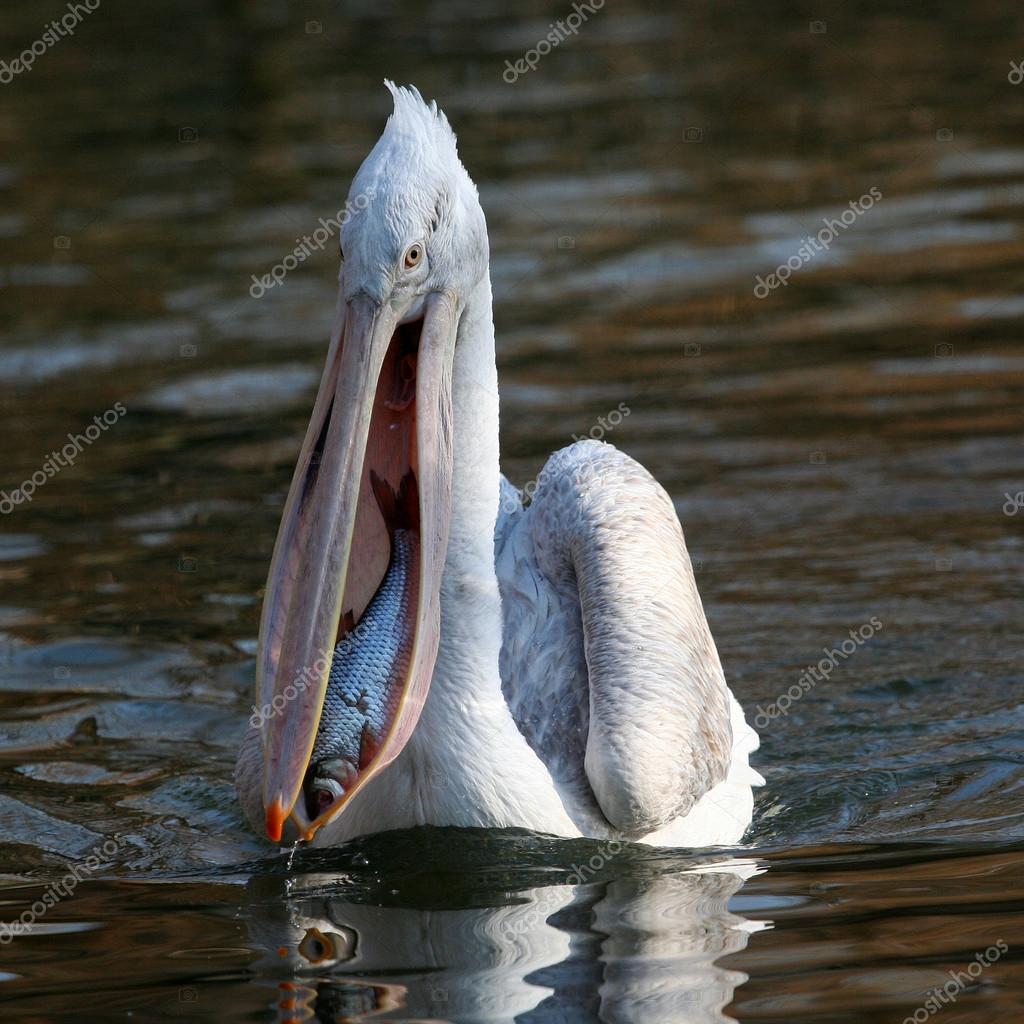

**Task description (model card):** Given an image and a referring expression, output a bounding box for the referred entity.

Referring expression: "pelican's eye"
[403,242,424,270]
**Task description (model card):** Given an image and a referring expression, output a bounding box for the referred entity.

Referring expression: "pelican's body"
[235,84,761,848]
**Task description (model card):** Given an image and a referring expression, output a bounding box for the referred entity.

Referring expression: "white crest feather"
[382,80,459,162]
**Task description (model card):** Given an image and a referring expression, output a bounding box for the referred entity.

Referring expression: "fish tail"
[370,469,419,533]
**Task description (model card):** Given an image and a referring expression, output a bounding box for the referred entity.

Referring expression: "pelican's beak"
[256,288,457,842]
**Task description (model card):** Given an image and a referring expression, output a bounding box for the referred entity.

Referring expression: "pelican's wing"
[497,441,738,838]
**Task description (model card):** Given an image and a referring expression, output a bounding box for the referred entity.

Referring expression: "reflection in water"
[242,848,764,1023]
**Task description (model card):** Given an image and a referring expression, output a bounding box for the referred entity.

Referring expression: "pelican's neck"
[398,273,575,833]
[427,272,505,707]
[444,273,501,592]
[323,274,578,841]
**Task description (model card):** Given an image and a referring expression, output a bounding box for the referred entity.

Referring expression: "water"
[1,0,1023,1020]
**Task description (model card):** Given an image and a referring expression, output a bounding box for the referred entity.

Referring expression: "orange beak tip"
[265,799,286,842]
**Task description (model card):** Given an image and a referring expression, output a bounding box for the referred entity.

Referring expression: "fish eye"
[298,927,337,965]
[308,774,346,817]
[295,925,358,966]
[402,242,424,270]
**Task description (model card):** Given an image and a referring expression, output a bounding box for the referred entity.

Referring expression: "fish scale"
[307,527,418,799]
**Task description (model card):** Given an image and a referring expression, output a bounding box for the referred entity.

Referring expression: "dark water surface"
[1,0,1023,1020]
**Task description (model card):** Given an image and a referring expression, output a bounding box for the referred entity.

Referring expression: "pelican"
[235,83,761,848]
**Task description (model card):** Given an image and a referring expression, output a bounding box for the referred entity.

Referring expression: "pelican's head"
[340,84,487,314]
[244,83,488,843]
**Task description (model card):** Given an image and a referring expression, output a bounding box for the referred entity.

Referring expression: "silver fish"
[304,472,419,820]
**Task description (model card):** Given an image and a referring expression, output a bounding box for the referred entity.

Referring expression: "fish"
[303,470,420,821]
